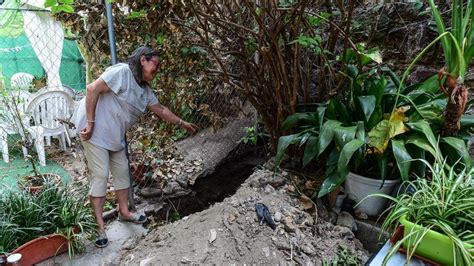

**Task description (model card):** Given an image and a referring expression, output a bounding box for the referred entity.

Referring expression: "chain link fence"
[1,2,257,185]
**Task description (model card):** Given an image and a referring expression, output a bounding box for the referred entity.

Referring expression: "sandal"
[118,212,147,224]
[95,231,108,248]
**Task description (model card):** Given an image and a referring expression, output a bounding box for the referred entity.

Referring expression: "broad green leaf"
[334,125,357,150]
[460,115,474,130]
[408,147,426,178]
[376,153,388,182]
[358,95,376,122]
[317,150,340,198]
[318,120,342,156]
[60,5,74,13]
[386,69,401,89]
[355,121,365,142]
[406,135,437,159]
[59,0,74,4]
[299,132,311,147]
[441,137,473,168]
[337,139,365,181]
[275,134,301,166]
[409,98,446,123]
[44,0,56,8]
[281,112,315,131]
[333,100,351,124]
[361,47,383,64]
[303,137,318,167]
[317,106,327,130]
[368,77,387,104]
[406,120,438,155]
[368,106,409,153]
[392,139,412,181]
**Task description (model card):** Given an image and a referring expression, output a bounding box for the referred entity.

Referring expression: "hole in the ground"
[154,146,266,222]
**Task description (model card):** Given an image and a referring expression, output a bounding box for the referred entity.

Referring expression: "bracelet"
[87,119,95,123]
[178,119,183,126]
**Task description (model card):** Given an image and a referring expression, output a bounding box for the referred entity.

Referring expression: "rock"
[140,187,163,198]
[264,184,275,194]
[281,216,297,232]
[176,175,188,188]
[102,208,117,220]
[163,181,181,195]
[336,211,355,230]
[287,185,295,193]
[262,246,271,257]
[180,257,192,264]
[301,243,316,255]
[274,212,282,222]
[249,179,260,188]
[258,177,269,187]
[227,213,237,224]
[272,236,290,250]
[144,203,164,216]
[333,225,355,240]
[209,228,217,243]
[139,257,156,266]
[269,176,286,188]
[123,235,142,250]
[355,208,369,220]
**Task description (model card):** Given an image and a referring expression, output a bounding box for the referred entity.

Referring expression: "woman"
[73,46,197,248]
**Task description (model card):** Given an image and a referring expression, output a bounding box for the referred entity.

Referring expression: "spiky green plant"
[0,179,95,256]
[427,0,474,136]
[365,159,474,265]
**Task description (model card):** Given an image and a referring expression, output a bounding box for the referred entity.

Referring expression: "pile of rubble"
[119,166,369,264]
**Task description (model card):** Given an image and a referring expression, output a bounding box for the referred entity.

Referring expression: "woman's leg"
[110,148,133,217]
[82,141,110,233]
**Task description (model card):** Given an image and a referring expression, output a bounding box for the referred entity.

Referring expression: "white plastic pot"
[344,172,400,216]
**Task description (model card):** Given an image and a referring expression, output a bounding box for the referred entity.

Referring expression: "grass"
[0,135,71,192]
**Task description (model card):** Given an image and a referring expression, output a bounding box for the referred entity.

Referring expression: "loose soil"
[51,140,369,265]
[119,166,369,264]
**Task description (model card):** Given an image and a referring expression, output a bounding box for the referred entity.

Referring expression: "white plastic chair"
[25,90,74,165]
[0,91,39,164]
[10,72,35,91]
[34,85,78,146]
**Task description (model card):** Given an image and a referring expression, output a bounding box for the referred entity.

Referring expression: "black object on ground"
[341,198,357,216]
[255,202,276,230]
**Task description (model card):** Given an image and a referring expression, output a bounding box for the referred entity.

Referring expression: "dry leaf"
[300,195,314,210]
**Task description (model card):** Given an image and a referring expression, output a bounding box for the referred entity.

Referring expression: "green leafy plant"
[45,0,75,14]
[366,159,474,265]
[275,45,473,198]
[239,126,267,146]
[0,179,95,256]
[322,244,361,266]
[426,0,474,136]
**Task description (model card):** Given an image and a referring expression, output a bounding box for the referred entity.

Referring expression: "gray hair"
[128,46,160,86]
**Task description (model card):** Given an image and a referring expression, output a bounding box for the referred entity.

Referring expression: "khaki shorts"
[81,141,130,197]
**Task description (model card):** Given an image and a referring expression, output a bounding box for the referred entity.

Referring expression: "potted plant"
[0,180,96,264]
[275,46,473,215]
[366,158,474,265]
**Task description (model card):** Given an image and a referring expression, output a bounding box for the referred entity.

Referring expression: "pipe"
[105,1,117,65]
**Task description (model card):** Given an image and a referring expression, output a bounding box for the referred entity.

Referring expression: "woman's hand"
[181,121,198,134]
[80,122,95,140]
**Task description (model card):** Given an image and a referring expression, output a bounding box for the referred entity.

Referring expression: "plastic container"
[400,215,474,265]
[344,172,399,216]
[6,253,21,265]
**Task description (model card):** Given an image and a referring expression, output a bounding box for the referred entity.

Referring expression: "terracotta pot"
[12,234,68,266]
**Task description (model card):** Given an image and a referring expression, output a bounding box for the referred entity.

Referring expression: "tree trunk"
[441,76,469,136]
